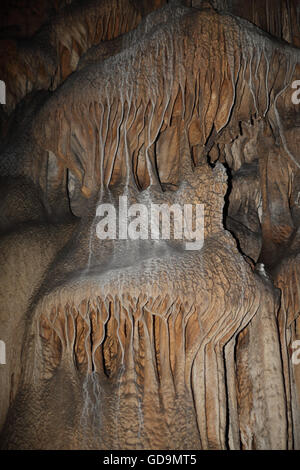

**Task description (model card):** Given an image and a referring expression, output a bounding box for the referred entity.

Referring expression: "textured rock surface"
[0,0,300,450]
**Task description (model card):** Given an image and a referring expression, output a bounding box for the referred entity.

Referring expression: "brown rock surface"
[0,0,300,450]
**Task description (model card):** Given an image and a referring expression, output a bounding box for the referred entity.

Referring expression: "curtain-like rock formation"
[0,0,300,450]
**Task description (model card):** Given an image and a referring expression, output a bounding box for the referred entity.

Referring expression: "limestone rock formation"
[0,0,300,450]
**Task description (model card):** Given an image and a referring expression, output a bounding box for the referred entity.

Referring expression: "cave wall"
[0,0,300,450]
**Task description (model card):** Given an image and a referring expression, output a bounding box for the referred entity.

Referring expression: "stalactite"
[1,0,300,452]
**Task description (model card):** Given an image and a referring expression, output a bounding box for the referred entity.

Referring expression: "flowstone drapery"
[0,0,300,450]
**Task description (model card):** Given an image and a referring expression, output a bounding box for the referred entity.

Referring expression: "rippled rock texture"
[0,0,300,450]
